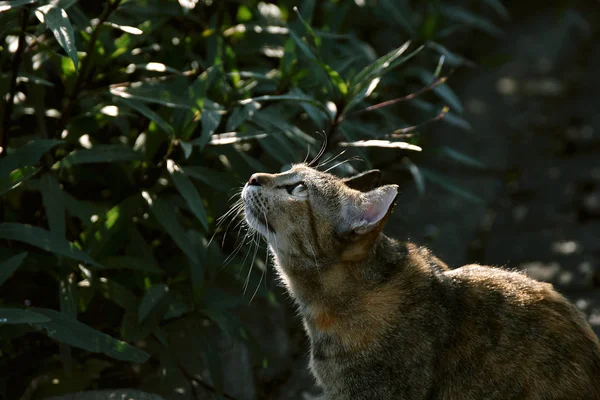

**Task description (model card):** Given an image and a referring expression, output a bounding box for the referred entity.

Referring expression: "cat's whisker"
[307,132,327,167]
[323,157,361,173]
[244,231,262,296]
[317,150,347,169]
[302,143,312,164]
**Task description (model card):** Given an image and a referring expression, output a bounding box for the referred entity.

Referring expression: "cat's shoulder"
[443,263,557,300]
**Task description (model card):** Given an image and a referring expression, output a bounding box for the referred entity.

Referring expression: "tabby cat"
[241,163,600,399]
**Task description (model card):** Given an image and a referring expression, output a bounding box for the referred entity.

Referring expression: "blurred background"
[0,0,599,399]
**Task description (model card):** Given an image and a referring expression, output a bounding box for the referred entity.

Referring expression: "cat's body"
[241,164,600,399]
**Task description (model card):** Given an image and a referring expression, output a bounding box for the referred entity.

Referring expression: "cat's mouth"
[244,205,275,235]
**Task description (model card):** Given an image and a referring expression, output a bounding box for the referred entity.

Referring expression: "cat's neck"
[273,234,426,315]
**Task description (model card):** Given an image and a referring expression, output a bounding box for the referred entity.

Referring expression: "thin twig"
[0,7,30,157]
[345,69,455,120]
[387,106,449,138]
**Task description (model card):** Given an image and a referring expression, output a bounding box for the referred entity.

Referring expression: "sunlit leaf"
[0,223,101,267]
[227,101,261,131]
[115,97,174,135]
[104,21,143,35]
[30,308,150,363]
[36,5,79,70]
[0,0,36,12]
[167,160,209,230]
[16,72,55,87]
[241,94,329,116]
[0,252,27,288]
[0,139,62,177]
[0,308,51,324]
[0,166,40,195]
[339,140,422,151]
[207,132,267,146]
[110,85,191,109]
[350,41,412,88]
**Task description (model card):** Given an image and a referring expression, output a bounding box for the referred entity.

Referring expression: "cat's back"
[435,264,600,399]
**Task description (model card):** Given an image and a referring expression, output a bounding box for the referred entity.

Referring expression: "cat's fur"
[241,164,600,399]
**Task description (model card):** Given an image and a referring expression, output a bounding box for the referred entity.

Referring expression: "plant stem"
[0,7,30,158]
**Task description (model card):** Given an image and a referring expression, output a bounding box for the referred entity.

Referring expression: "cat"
[241,163,600,399]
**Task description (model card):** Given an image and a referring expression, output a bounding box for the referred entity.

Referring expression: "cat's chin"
[244,207,275,238]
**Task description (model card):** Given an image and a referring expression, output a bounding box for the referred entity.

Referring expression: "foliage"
[0,0,504,398]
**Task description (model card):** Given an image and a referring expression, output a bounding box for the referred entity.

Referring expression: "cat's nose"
[248,173,264,186]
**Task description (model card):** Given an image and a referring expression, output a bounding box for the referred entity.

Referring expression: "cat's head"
[241,164,398,268]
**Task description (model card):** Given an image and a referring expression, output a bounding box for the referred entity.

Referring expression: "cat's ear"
[342,170,382,192]
[346,184,398,235]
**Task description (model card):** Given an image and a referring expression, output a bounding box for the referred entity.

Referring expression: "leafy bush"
[0,0,504,398]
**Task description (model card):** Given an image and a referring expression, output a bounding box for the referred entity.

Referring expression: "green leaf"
[227,101,261,131]
[289,29,317,61]
[0,223,101,267]
[0,0,36,12]
[339,139,422,152]
[16,72,55,87]
[103,21,143,35]
[0,308,51,324]
[37,5,79,71]
[320,62,348,96]
[110,85,192,109]
[115,98,174,135]
[138,284,168,323]
[409,99,471,131]
[0,252,27,287]
[380,0,415,35]
[481,0,510,19]
[167,160,209,230]
[200,104,222,145]
[30,308,150,363]
[241,94,329,116]
[141,192,198,263]
[0,139,62,177]
[99,256,163,274]
[182,166,238,192]
[402,158,425,196]
[60,144,146,166]
[440,5,503,36]
[421,169,484,203]
[0,166,40,195]
[439,147,487,169]
[408,68,463,113]
[40,174,66,237]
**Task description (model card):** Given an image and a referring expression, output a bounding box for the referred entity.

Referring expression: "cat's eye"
[288,183,308,198]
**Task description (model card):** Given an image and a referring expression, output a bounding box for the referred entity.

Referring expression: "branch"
[345,69,455,120]
[0,7,30,158]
